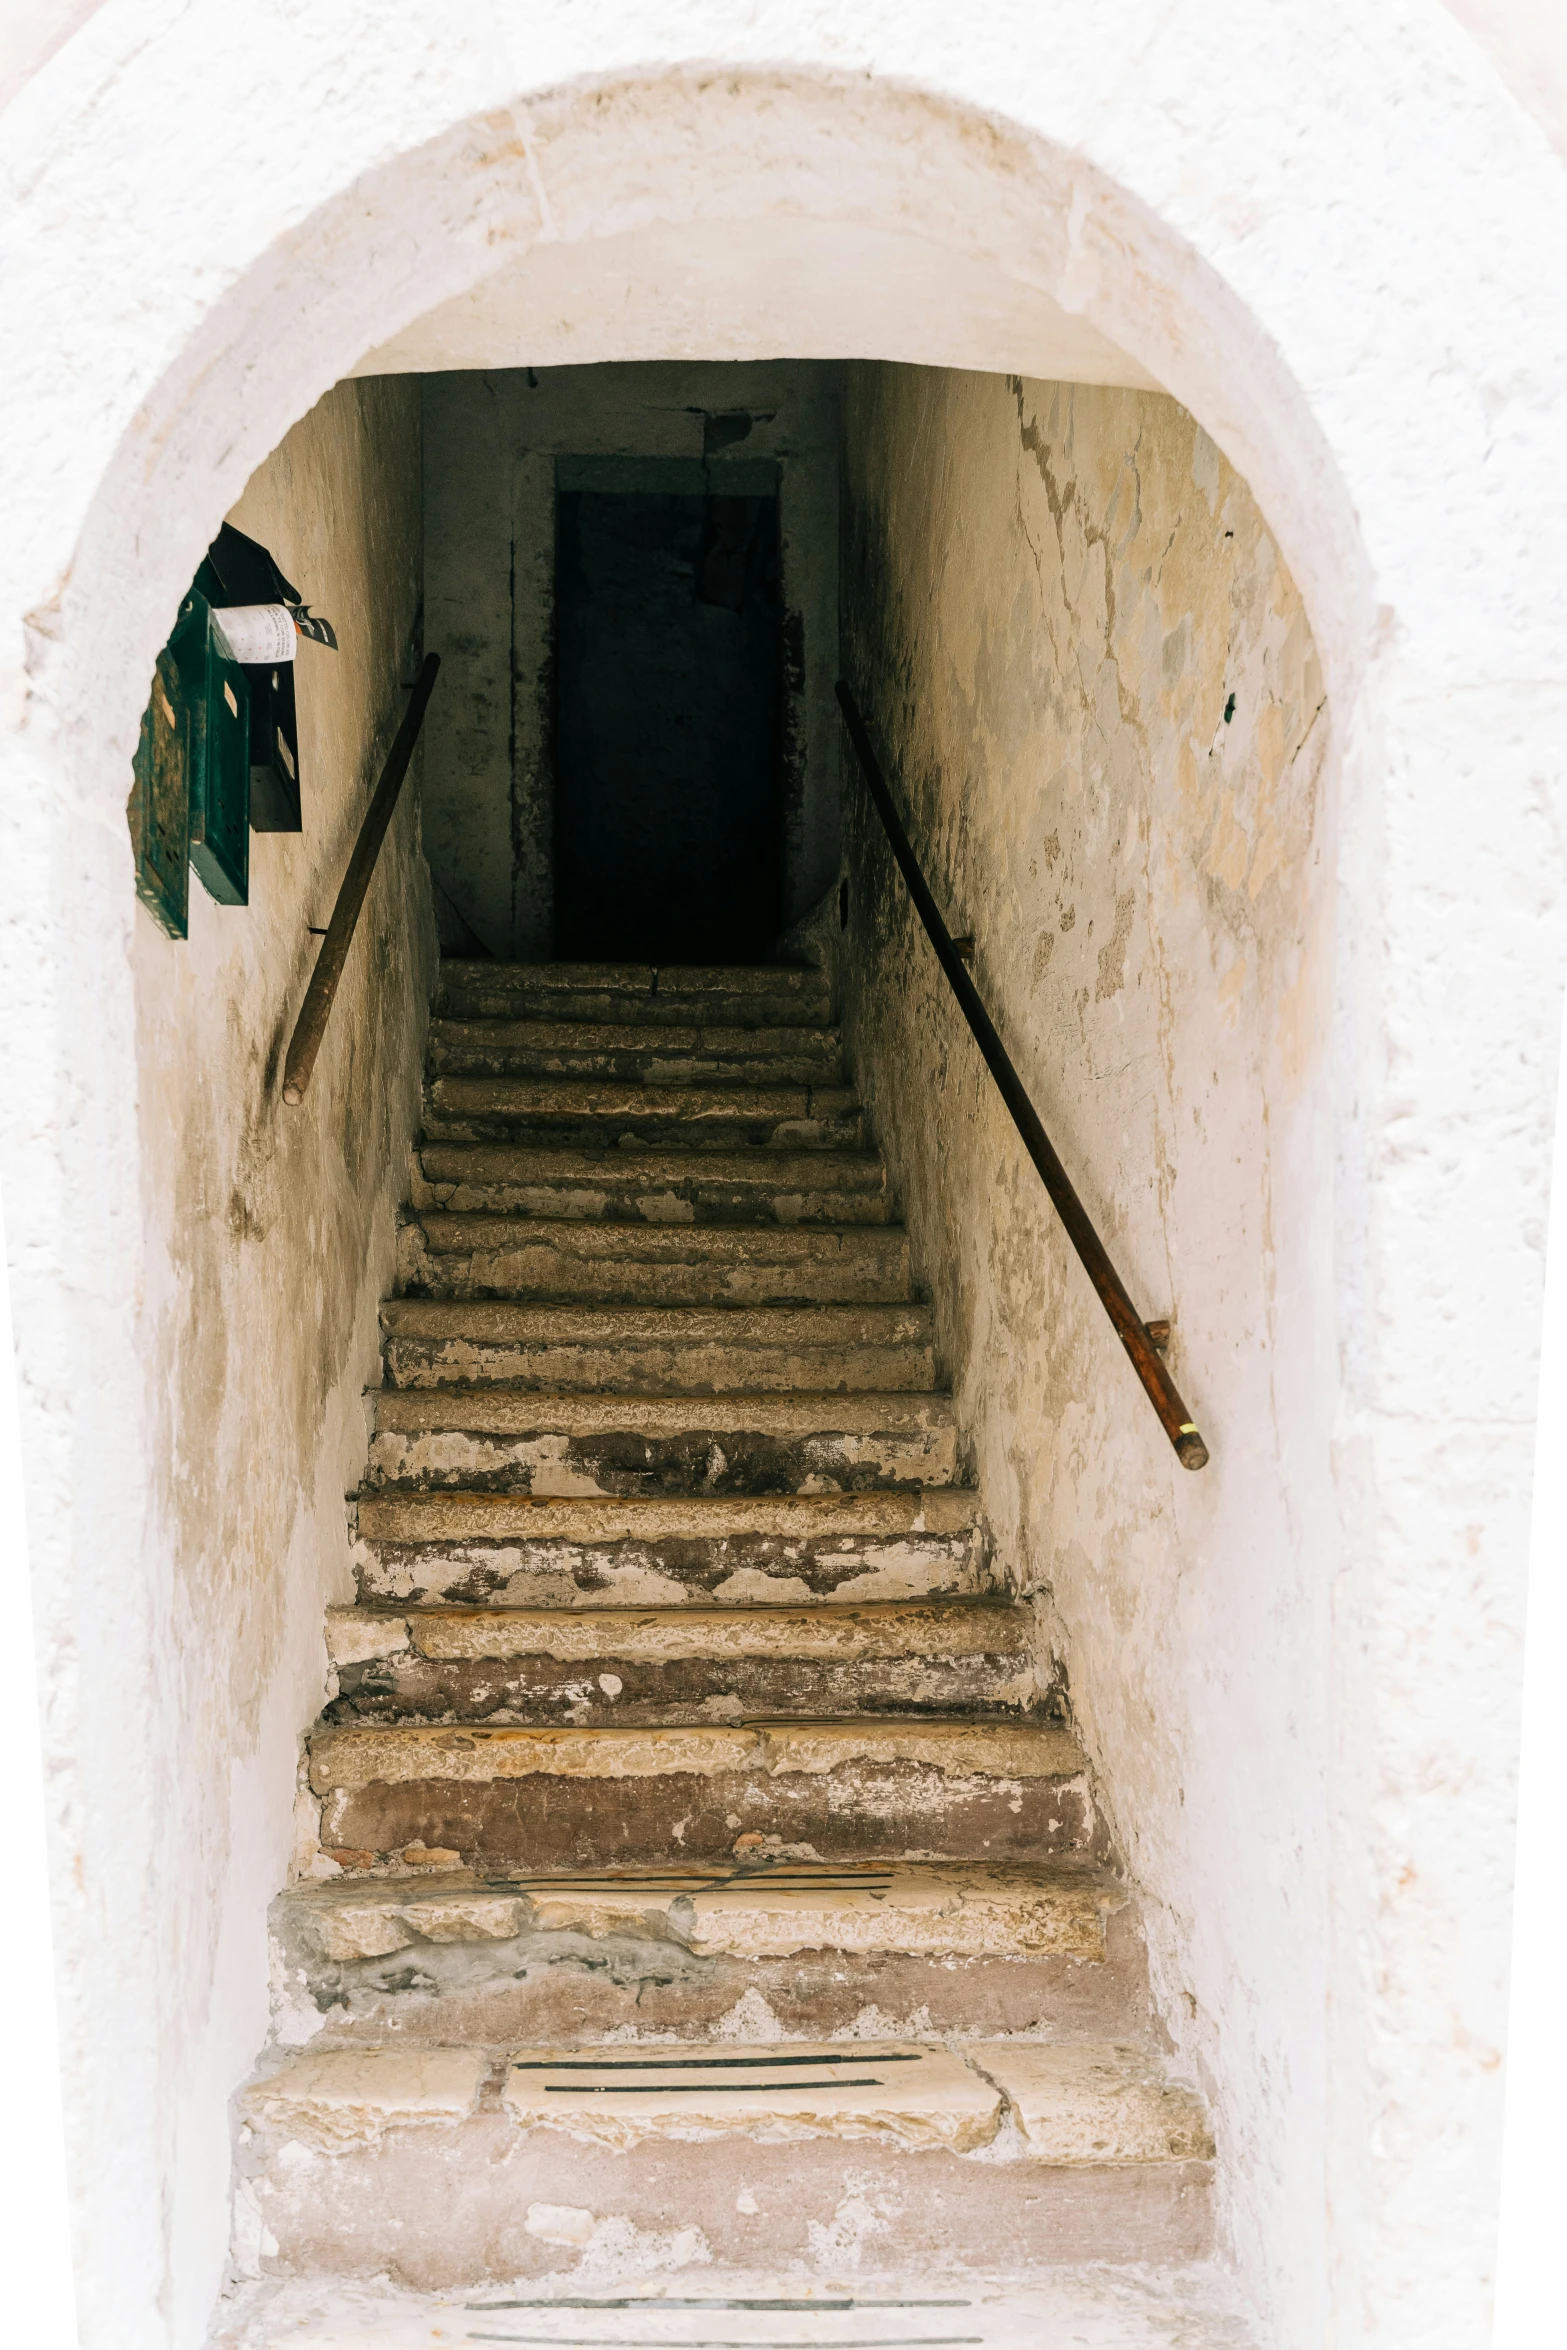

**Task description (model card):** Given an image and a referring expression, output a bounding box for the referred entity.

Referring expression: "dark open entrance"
[553,463,783,963]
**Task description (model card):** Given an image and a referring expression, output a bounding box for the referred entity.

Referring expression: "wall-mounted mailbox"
[194,522,304,833]
[130,521,335,932]
[171,590,250,904]
[128,648,191,940]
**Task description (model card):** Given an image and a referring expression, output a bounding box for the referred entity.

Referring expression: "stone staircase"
[231,961,1218,2330]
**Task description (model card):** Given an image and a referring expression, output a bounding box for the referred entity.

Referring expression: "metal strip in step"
[512,2051,925,2072]
[501,2039,999,2149]
[464,2302,972,2313]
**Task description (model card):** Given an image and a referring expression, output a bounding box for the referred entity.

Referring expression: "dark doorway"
[553,475,783,963]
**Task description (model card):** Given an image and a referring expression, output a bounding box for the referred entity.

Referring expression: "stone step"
[428,1018,845,1085]
[309,1716,1101,1873]
[235,2039,1212,2283]
[411,1141,893,1225]
[364,1388,960,1494]
[380,1300,937,1395]
[273,1861,1149,2048]
[437,961,834,1029]
[421,1076,864,1151]
[351,1487,985,1608]
[395,1215,913,1306]
[321,1599,1044,1727]
[215,2267,1254,2350]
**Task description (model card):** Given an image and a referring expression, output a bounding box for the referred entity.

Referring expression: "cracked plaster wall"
[128,375,431,2344]
[840,363,1328,2316]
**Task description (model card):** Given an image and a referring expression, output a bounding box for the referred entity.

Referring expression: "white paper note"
[210,604,297,664]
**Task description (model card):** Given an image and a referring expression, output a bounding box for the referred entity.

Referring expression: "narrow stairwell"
[234,961,1218,2327]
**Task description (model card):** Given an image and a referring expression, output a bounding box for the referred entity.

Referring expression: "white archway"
[2,11,1565,2350]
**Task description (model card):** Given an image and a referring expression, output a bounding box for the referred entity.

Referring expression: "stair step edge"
[307,1716,1087,1790]
[281,1858,1125,1961]
[240,2038,1211,2164]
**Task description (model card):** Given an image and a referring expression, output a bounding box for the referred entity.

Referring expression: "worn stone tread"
[354,1487,978,1543]
[396,1215,913,1305]
[411,1141,892,1226]
[365,1386,959,1495]
[280,1858,1127,1964]
[402,1215,908,1262]
[241,2037,1208,2164]
[310,1715,1087,1791]
[422,1111,865,1153]
[437,961,834,1030]
[327,1597,1024,1665]
[428,1018,845,1083]
[381,1298,931,1337]
[310,1716,1102,1869]
[371,1387,956,1436]
[354,1520,986,1610]
[215,2267,1256,2350]
[428,1077,861,1122]
[381,1298,938,1395]
[231,2123,1213,2282]
[321,1598,1040,1726]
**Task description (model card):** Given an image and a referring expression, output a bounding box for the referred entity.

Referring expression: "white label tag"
[211,604,297,664]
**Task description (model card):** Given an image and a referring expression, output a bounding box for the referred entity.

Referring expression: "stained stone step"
[395,1215,913,1306]
[380,1300,937,1395]
[321,1598,1042,1727]
[272,1861,1150,2047]
[235,2039,1213,2283]
[242,2037,1211,2164]
[308,1715,1101,1873]
[351,1487,985,1608]
[283,1859,1122,1965]
[437,961,834,1029]
[421,1077,864,1152]
[428,1019,845,1084]
[216,2268,1255,2350]
[364,1388,960,1494]
[411,1141,893,1225]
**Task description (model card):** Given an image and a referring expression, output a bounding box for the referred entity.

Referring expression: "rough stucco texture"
[840,364,1330,2314]
[129,375,431,2338]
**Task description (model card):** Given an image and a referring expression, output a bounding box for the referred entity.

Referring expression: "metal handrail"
[282,654,441,1107]
[836,680,1209,1471]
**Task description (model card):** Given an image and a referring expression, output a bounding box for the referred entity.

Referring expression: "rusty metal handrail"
[282,654,441,1107]
[836,679,1209,1470]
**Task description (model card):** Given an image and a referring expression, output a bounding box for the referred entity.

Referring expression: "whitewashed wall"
[0,368,430,2346]
[839,360,1330,2325]
[137,376,431,2327]
[1,8,1565,2348]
